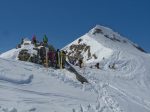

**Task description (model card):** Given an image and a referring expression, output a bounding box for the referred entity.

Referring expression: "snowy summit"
[0,25,150,112]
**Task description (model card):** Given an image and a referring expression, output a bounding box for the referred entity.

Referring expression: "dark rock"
[93,28,103,35]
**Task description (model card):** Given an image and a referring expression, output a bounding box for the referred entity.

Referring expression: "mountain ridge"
[63,25,148,68]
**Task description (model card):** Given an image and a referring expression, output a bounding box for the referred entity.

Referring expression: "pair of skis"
[58,51,63,69]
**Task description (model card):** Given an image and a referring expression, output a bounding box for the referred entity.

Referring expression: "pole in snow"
[45,47,49,68]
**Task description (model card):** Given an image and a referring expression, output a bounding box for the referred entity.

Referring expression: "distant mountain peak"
[88,25,126,43]
[89,25,116,35]
[88,25,147,53]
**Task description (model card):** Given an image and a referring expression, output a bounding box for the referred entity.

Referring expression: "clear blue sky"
[0,0,150,53]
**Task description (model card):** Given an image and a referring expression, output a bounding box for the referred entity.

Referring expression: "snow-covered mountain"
[63,25,147,65]
[0,25,150,112]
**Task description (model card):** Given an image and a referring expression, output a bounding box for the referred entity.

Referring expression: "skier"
[78,54,83,68]
[32,35,37,47]
[39,46,46,65]
[95,63,100,69]
[109,63,116,69]
[48,51,56,67]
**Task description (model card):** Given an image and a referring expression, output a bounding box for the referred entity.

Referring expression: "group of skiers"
[30,35,67,69]
[18,35,84,69]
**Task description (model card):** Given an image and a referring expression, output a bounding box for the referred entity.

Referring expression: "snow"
[0,39,37,60]
[76,34,113,64]
[0,49,19,60]
[0,58,97,112]
[0,25,150,112]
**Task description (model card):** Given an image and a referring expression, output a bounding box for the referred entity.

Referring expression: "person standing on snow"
[39,46,46,65]
[48,50,55,67]
[32,35,37,47]
[78,54,84,68]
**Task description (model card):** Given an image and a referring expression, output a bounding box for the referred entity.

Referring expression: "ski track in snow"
[81,77,123,112]
[68,66,123,111]
[105,51,143,80]
[72,51,150,112]
[109,85,150,111]
[0,84,89,102]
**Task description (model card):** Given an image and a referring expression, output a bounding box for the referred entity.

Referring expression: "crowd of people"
[30,35,67,69]
[18,35,84,69]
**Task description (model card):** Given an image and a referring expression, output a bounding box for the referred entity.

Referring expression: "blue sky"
[0,0,150,53]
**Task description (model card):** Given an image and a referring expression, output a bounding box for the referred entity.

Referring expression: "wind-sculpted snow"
[0,106,37,112]
[0,74,33,84]
[0,58,34,84]
[0,49,19,60]
[0,107,17,112]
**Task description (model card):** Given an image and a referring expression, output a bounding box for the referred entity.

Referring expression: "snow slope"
[63,25,150,112]
[0,38,37,60]
[63,25,147,65]
[0,25,150,112]
[0,58,97,112]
